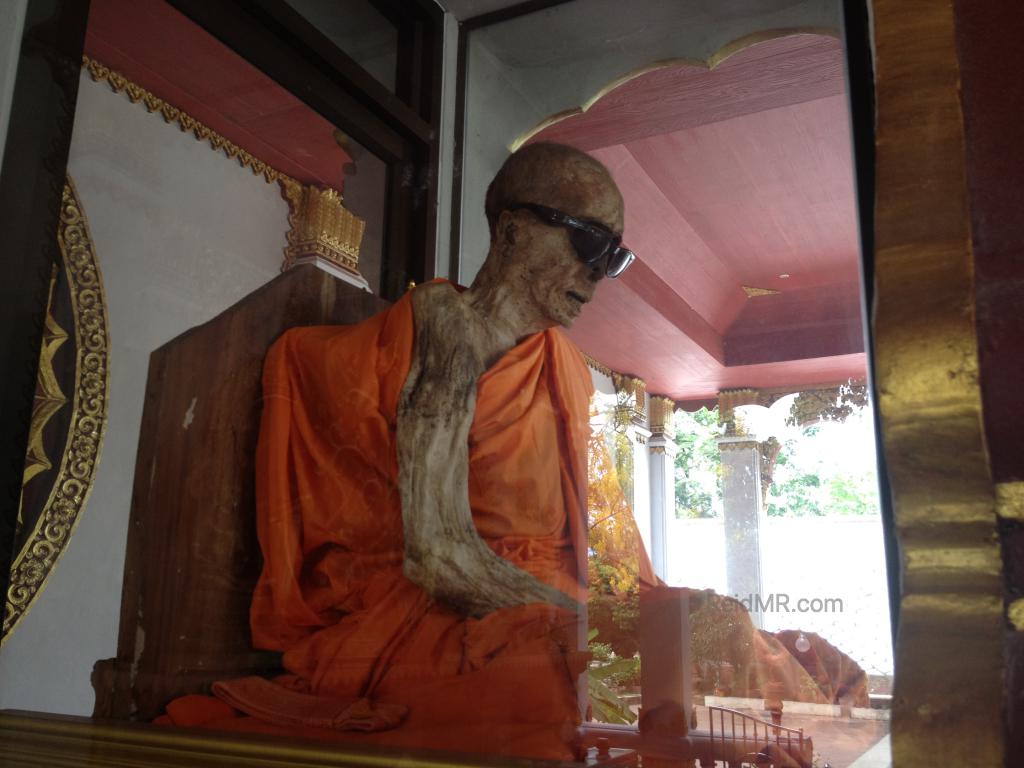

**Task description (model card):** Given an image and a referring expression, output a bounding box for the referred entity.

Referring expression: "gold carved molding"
[648,395,676,439]
[996,481,1024,520]
[717,388,764,436]
[83,56,298,188]
[4,178,111,642]
[20,272,69,491]
[584,353,614,379]
[612,373,646,429]
[716,439,759,452]
[873,1,1003,765]
[787,380,868,427]
[279,182,366,276]
[0,711,509,768]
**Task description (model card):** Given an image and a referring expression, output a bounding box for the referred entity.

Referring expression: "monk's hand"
[403,534,580,619]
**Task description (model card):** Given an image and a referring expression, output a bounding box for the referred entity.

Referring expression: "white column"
[648,434,677,581]
[628,424,653,558]
[717,435,766,628]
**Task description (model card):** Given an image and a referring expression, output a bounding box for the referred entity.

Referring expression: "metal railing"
[706,705,807,766]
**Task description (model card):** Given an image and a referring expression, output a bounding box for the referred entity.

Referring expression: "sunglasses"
[509,203,636,278]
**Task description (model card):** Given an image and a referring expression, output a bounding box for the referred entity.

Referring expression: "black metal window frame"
[448,0,897,637]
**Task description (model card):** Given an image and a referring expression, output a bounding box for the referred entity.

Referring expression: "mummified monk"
[159,143,636,761]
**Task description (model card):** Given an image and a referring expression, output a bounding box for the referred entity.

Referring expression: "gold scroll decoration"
[873,1,1003,765]
[20,272,69,490]
[612,373,646,430]
[717,388,766,436]
[584,353,614,379]
[786,380,868,427]
[4,177,111,642]
[279,181,366,276]
[648,395,676,440]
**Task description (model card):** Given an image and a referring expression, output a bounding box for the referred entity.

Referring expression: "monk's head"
[476,142,627,329]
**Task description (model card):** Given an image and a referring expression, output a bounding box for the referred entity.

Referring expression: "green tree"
[765,423,880,517]
[766,440,825,517]
[673,407,722,518]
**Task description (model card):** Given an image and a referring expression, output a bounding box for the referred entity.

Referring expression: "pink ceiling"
[531,34,867,403]
[84,0,351,191]
[81,7,864,406]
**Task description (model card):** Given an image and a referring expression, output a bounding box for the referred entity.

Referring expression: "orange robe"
[164,286,593,761]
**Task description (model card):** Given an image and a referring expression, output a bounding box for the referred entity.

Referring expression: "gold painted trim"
[4,177,111,643]
[509,27,840,151]
[1009,599,1024,632]
[584,353,614,378]
[996,481,1024,520]
[0,712,535,768]
[279,181,365,275]
[83,55,299,188]
[648,395,676,438]
[716,439,760,452]
[20,271,69,489]
[872,1,1003,766]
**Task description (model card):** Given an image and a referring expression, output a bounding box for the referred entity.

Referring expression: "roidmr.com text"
[728,593,844,614]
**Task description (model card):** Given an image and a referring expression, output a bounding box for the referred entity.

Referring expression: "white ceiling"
[437,0,552,22]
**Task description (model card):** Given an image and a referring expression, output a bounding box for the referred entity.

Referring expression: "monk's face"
[500,166,625,329]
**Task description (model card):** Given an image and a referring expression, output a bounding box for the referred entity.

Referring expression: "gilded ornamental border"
[872,1,1004,765]
[3,178,111,641]
[82,56,299,189]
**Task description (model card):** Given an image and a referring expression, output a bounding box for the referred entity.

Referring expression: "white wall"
[458,0,841,284]
[666,515,894,676]
[0,72,287,714]
[0,0,27,175]
[459,35,537,283]
[433,10,460,279]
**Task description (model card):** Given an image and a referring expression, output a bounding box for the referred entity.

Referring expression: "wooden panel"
[591,145,743,334]
[723,283,864,366]
[953,0,1024,485]
[952,1,1024,759]
[96,266,389,721]
[625,95,858,289]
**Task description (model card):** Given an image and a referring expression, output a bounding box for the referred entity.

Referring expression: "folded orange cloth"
[165,694,238,727]
[212,677,407,732]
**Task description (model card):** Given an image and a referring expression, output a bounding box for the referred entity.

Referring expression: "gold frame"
[0,712,562,768]
[873,1,1003,766]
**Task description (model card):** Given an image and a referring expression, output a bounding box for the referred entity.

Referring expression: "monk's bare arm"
[396,285,578,618]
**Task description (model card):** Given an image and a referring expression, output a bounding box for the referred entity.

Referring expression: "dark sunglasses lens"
[569,228,614,263]
[606,248,635,278]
